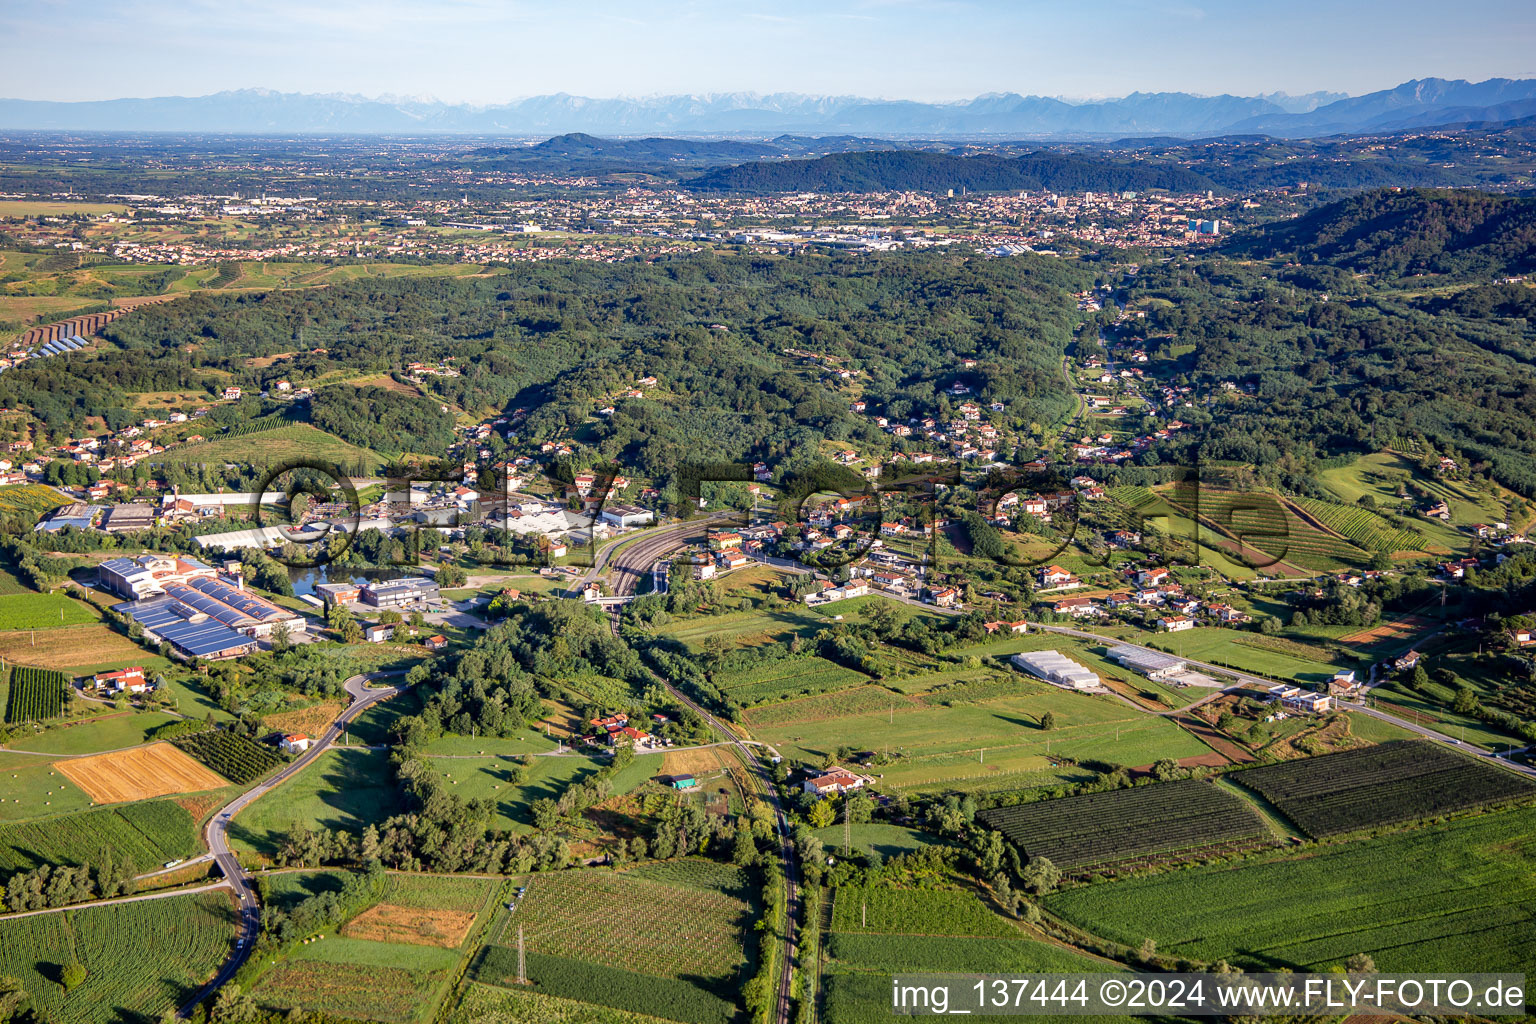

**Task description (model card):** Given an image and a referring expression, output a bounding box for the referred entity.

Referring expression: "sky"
[2,0,1534,104]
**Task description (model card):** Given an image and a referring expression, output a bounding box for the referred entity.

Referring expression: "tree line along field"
[3,665,69,722]
[978,779,1275,873]
[0,798,200,875]
[1043,804,1536,975]
[172,729,284,783]
[0,891,235,1023]
[1228,739,1536,838]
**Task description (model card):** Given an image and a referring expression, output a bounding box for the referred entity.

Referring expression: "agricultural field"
[653,607,827,652]
[1144,626,1352,685]
[830,886,1018,937]
[0,760,93,821]
[1044,804,1536,974]
[0,622,162,674]
[251,957,445,1024]
[54,741,228,804]
[472,861,750,1024]
[714,655,867,705]
[0,891,234,1024]
[0,798,199,874]
[1290,496,1429,553]
[3,666,69,722]
[746,682,1214,793]
[1163,485,1371,572]
[811,823,946,859]
[489,861,752,981]
[473,950,737,1024]
[1229,740,1536,838]
[0,483,68,520]
[979,779,1274,872]
[157,422,384,469]
[820,884,1114,1024]
[172,729,284,783]
[421,749,662,833]
[230,747,403,857]
[3,710,181,755]
[450,984,684,1024]
[0,592,97,631]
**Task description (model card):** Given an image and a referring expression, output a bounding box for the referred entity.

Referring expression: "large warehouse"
[1108,644,1188,681]
[1010,649,1100,690]
[115,575,306,659]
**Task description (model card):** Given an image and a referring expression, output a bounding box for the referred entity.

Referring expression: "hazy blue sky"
[3,0,1533,103]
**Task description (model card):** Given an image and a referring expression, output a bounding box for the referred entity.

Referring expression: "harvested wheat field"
[662,745,725,777]
[264,701,344,739]
[54,742,228,804]
[342,903,477,948]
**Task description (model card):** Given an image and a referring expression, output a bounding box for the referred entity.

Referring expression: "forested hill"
[1229,188,1536,279]
[688,151,1217,194]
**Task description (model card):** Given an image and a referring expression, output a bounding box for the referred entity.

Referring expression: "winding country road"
[178,670,411,1018]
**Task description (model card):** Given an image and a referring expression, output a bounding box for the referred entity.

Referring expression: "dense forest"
[1124,255,1536,494]
[1229,188,1536,279]
[690,151,1217,194]
[26,251,1092,477]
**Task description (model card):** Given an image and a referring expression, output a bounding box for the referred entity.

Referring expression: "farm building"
[803,766,872,798]
[669,774,699,790]
[92,666,148,693]
[279,734,313,754]
[1108,645,1187,681]
[1010,650,1100,690]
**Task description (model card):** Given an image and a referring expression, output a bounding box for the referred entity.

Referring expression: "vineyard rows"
[742,685,911,727]
[172,731,283,784]
[489,865,750,980]
[4,666,69,723]
[0,892,233,1023]
[1293,497,1424,552]
[829,886,1016,937]
[977,779,1271,871]
[717,657,865,705]
[250,960,431,1024]
[1232,740,1536,838]
[0,800,199,875]
[474,948,736,1024]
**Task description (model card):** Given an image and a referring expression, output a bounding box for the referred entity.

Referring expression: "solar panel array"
[183,575,290,622]
[6,334,89,372]
[116,595,256,659]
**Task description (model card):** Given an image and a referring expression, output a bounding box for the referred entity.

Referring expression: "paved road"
[0,880,232,921]
[604,526,800,1024]
[178,670,411,1018]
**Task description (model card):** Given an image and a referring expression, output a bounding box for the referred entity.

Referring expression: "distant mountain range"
[4,79,1536,138]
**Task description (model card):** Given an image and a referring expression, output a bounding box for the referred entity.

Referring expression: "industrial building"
[100,503,158,534]
[1010,649,1100,690]
[360,576,439,608]
[98,553,220,600]
[1108,644,1188,681]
